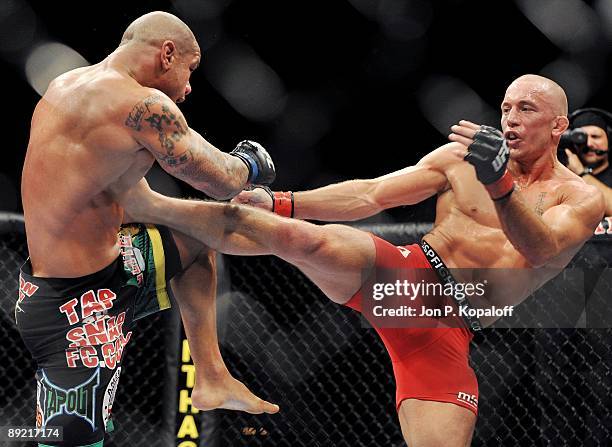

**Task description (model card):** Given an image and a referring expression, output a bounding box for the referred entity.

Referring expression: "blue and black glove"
[230,140,276,185]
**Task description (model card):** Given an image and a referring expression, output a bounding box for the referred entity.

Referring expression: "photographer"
[562,108,612,216]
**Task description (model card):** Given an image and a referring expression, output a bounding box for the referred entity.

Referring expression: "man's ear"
[160,40,177,71]
[552,115,569,137]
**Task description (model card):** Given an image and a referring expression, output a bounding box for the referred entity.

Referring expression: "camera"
[557,128,587,167]
[558,107,612,167]
[559,128,588,153]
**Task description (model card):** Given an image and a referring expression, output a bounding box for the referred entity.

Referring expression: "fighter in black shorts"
[17,224,181,446]
[19,11,279,446]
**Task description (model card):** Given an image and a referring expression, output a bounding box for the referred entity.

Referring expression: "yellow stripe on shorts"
[145,224,171,311]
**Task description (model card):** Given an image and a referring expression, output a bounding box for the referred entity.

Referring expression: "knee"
[179,245,216,277]
[195,247,216,271]
[173,230,206,270]
[221,203,243,232]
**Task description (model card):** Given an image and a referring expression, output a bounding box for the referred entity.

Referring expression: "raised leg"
[169,230,279,413]
[270,221,376,303]
[140,192,377,304]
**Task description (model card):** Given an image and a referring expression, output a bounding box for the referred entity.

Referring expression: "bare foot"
[191,374,280,414]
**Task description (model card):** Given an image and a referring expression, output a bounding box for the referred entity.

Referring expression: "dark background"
[1,3,612,445]
[1,0,612,221]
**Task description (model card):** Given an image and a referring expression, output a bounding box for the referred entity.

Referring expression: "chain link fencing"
[209,223,611,446]
[1,217,610,446]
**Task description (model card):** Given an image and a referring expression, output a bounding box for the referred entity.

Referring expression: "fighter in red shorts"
[114,75,604,446]
[343,236,479,416]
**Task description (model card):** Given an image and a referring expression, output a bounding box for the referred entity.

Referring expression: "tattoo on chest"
[535,192,547,216]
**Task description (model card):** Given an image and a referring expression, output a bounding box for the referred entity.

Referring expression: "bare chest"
[443,164,560,227]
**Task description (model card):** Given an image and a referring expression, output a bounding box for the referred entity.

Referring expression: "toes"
[245,398,279,414]
[261,400,280,414]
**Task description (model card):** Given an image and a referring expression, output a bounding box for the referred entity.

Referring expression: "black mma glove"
[465,126,514,201]
[230,140,276,185]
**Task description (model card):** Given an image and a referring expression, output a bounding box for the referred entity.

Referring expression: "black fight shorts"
[15,224,182,447]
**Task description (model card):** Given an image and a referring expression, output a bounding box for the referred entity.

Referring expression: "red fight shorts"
[344,235,479,415]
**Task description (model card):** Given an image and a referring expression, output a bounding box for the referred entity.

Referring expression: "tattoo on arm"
[125,95,161,130]
[125,95,191,166]
[535,192,547,216]
[125,95,246,197]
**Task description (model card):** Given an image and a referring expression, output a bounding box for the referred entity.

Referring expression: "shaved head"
[501,74,570,158]
[121,11,198,54]
[506,74,568,116]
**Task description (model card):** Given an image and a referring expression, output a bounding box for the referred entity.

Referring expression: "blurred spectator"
[563,108,612,216]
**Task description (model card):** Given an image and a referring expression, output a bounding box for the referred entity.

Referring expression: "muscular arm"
[125,93,249,200]
[495,186,604,267]
[292,144,456,221]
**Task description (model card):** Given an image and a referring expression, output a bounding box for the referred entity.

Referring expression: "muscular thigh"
[399,399,476,447]
[284,223,376,304]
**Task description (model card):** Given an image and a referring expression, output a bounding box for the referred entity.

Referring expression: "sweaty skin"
[236,74,604,320]
[114,74,604,447]
[23,67,155,277]
[21,11,278,415]
[22,53,247,277]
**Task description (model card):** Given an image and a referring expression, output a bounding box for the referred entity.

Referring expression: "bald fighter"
[116,75,604,446]
[18,11,278,447]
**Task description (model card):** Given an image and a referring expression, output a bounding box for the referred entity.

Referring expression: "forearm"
[291,163,447,221]
[582,175,612,215]
[495,192,558,267]
[168,130,249,200]
[129,94,250,198]
[294,179,382,221]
